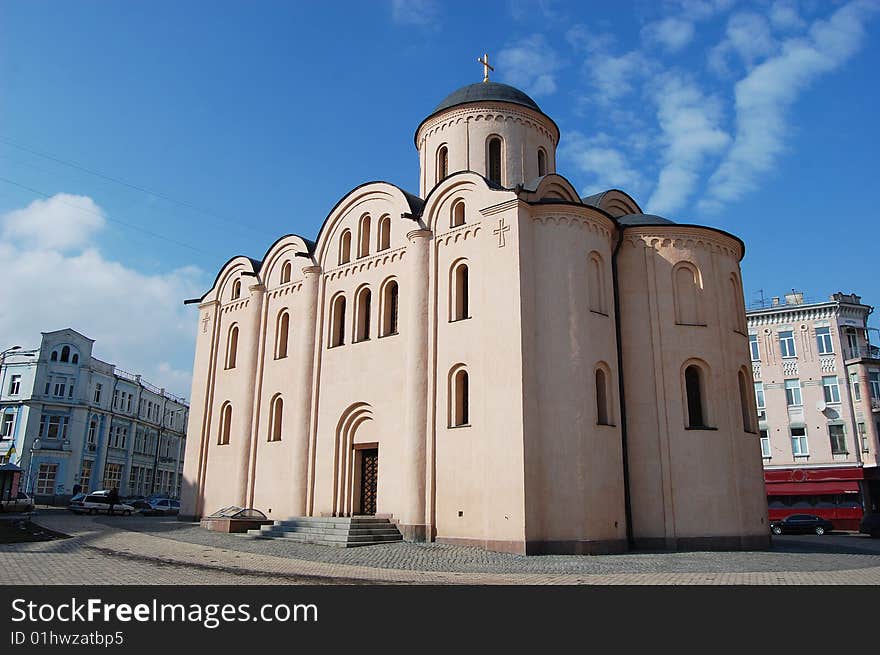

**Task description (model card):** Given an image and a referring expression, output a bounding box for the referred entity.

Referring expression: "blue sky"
[1,0,878,395]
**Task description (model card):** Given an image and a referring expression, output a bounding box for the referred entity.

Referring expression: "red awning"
[766,481,860,495]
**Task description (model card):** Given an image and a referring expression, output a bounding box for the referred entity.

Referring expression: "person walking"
[108,487,119,516]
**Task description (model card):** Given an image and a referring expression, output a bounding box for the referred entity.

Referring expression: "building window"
[226,325,239,369]
[816,327,834,355]
[269,395,283,442]
[355,287,372,342]
[94,383,102,403]
[339,229,352,265]
[437,145,448,183]
[754,381,765,409]
[739,369,754,432]
[42,415,66,440]
[779,330,796,358]
[449,366,469,427]
[537,147,547,177]
[80,460,93,492]
[851,373,861,401]
[218,402,232,445]
[358,215,371,258]
[450,261,469,321]
[858,422,868,452]
[330,295,346,347]
[378,215,391,251]
[36,464,58,495]
[60,346,70,363]
[588,252,606,314]
[103,462,122,490]
[684,364,708,429]
[791,427,809,457]
[729,275,746,333]
[50,351,58,361]
[275,311,290,359]
[72,354,79,364]
[869,372,880,399]
[231,279,241,300]
[0,413,13,439]
[9,375,21,395]
[381,279,399,336]
[87,421,97,445]
[53,380,66,397]
[596,367,610,426]
[673,263,702,326]
[846,330,859,357]
[451,200,465,228]
[829,424,847,455]
[822,376,841,404]
[280,260,292,284]
[487,136,502,185]
[760,429,771,458]
[784,379,802,407]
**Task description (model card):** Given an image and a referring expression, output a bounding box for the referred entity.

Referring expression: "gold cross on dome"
[478,53,494,82]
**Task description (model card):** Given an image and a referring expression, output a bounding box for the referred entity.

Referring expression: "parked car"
[141,498,180,516]
[0,491,34,513]
[68,492,135,516]
[770,514,834,535]
[859,513,880,538]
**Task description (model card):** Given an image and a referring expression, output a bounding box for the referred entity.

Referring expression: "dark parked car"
[859,513,880,538]
[770,514,834,535]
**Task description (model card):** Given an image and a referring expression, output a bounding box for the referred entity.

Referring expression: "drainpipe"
[611,225,634,548]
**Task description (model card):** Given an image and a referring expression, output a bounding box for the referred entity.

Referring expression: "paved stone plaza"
[1,509,879,585]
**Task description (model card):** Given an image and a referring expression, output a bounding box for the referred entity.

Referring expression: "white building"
[0,328,189,501]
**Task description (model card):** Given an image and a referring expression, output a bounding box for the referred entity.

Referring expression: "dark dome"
[431,81,542,114]
[616,213,676,226]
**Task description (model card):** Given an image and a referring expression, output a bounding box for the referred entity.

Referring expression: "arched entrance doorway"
[332,403,379,516]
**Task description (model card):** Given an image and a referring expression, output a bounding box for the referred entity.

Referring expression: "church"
[180,60,770,554]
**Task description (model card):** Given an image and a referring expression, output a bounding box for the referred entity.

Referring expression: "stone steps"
[245,516,403,548]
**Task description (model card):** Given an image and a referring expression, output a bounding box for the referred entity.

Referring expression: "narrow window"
[730,276,744,332]
[779,330,796,358]
[226,325,239,369]
[588,253,605,314]
[61,346,70,363]
[231,279,241,300]
[816,327,833,355]
[487,136,502,184]
[674,264,701,325]
[450,367,469,427]
[738,369,753,432]
[269,395,283,442]
[451,262,469,321]
[829,424,847,455]
[850,372,861,401]
[218,403,232,445]
[72,353,79,364]
[275,311,289,359]
[596,368,610,425]
[330,295,346,347]
[382,280,399,336]
[537,148,547,177]
[451,200,465,227]
[355,287,372,342]
[51,351,58,361]
[754,382,765,409]
[358,215,371,258]
[339,229,352,265]
[749,334,760,361]
[790,426,808,456]
[784,379,802,406]
[760,429,771,458]
[437,145,448,184]
[822,376,840,404]
[378,215,391,251]
[685,365,706,428]
[281,260,292,284]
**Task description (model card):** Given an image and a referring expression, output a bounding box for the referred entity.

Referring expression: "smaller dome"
[616,213,676,226]
[431,81,542,115]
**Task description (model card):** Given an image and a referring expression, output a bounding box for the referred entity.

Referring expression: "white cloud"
[498,34,563,96]
[642,17,696,52]
[701,0,878,212]
[0,194,204,397]
[770,0,806,31]
[584,50,652,105]
[559,131,646,196]
[709,12,779,76]
[1,194,105,251]
[390,0,439,26]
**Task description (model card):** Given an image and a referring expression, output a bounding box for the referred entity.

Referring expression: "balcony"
[846,345,880,360]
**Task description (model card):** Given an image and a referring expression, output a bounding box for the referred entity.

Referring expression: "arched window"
[72,353,79,364]
[226,325,239,369]
[674,263,702,326]
[596,367,610,425]
[51,351,58,361]
[268,395,283,442]
[537,148,547,177]
[281,260,292,284]
[588,252,606,314]
[231,279,241,300]
[437,145,448,184]
[61,346,70,363]
[275,310,290,359]
[487,136,502,185]
[381,279,399,336]
[330,295,346,347]
[218,402,232,445]
[451,200,465,227]
[730,274,745,333]
[449,366,470,427]
[339,229,352,265]
[685,364,707,429]
[450,261,469,321]
[378,215,391,251]
[358,215,371,258]
[355,287,372,342]
[738,369,754,432]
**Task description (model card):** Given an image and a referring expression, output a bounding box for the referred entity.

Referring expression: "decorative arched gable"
[422,171,511,232]
[259,235,313,289]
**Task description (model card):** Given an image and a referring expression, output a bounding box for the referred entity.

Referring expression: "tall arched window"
[685,364,707,428]
[596,367,610,425]
[281,260,292,284]
[738,369,754,432]
[275,310,290,359]
[218,402,232,445]
[72,354,79,364]
[437,145,448,184]
[231,279,241,300]
[51,351,58,361]
[330,295,346,347]
[487,136,502,185]
[226,325,239,369]
[358,215,371,258]
[730,274,746,333]
[451,261,469,321]
[355,287,372,342]
[378,215,391,251]
[449,366,469,427]
[339,230,352,265]
[268,395,283,442]
[381,279,399,336]
[451,200,465,227]
[588,252,606,314]
[674,263,702,326]
[537,148,547,177]
[61,346,70,363]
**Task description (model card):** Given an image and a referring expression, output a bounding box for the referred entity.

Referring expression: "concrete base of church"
[633,534,771,551]
[525,539,629,556]
[399,523,427,542]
